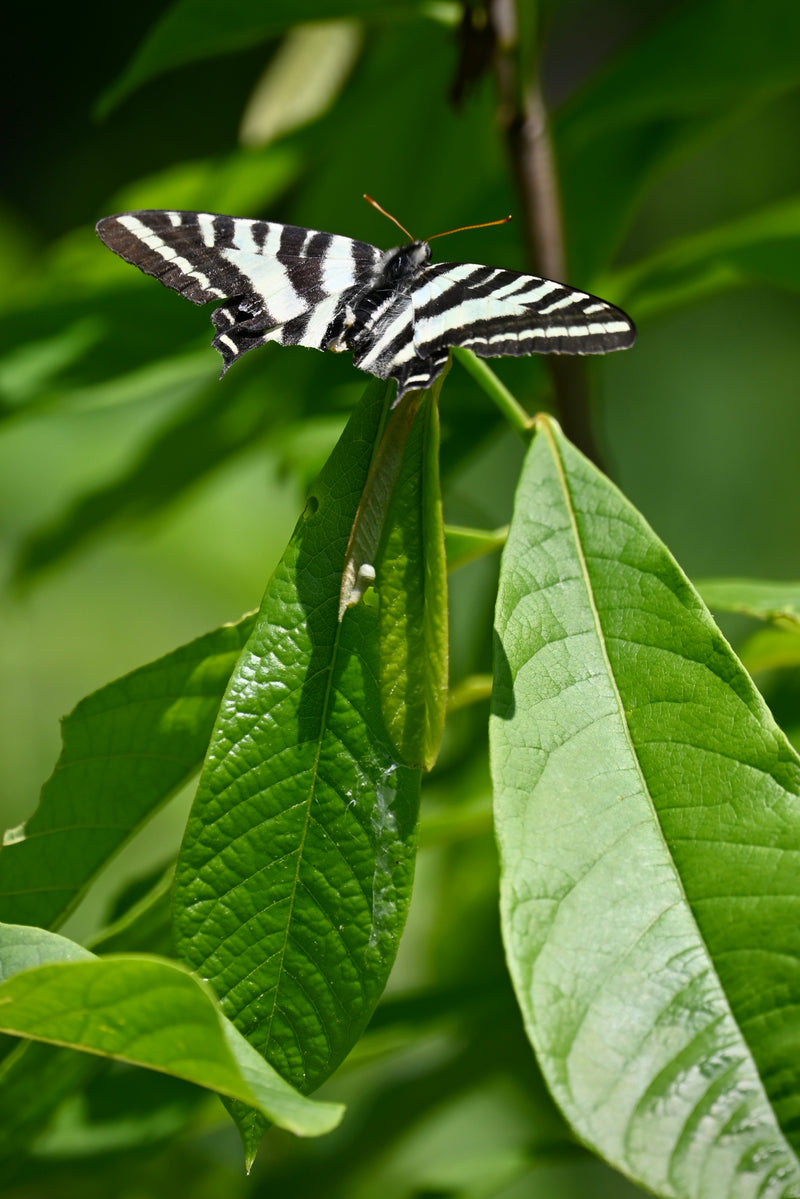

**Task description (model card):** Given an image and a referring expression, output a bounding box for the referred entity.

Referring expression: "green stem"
[452,348,532,441]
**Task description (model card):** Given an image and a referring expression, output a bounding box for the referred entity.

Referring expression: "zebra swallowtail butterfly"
[96,205,635,398]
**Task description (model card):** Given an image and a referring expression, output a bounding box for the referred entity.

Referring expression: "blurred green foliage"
[3,0,800,1195]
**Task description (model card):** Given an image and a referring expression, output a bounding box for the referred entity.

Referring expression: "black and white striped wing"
[411,261,636,362]
[95,210,382,373]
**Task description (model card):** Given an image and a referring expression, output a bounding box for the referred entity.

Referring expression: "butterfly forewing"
[96,209,635,394]
[96,209,383,372]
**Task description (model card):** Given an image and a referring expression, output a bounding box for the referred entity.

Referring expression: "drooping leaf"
[604,196,800,319]
[0,614,255,930]
[697,576,800,630]
[0,925,343,1139]
[376,379,448,771]
[172,378,422,1154]
[0,873,177,1165]
[339,387,418,617]
[491,416,800,1198]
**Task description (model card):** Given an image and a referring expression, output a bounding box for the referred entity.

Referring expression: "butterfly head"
[382,241,431,283]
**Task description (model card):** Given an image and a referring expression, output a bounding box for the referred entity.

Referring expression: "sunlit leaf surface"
[492,417,800,1198]
[0,924,343,1138]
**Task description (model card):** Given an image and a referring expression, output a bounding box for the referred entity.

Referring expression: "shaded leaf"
[445,523,507,572]
[98,0,444,116]
[491,417,800,1197]
[0,926,343,1138]
[339,385,416,617]
[557,0,800,276]
[739,628,800,675]
[173,379,422,1153]
[697,576,800,630]
[0,615,255,930]
[0,1039,109,1167]
[605,196,800,319]
[14,364,276,579]
[89,868,175,957]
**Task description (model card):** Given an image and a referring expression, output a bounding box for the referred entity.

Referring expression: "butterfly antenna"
[363,194,415,242]
[425,214,513,242]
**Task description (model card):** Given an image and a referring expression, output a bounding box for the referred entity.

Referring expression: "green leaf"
[97,0,445,116]
[88,867,174,956]
[739,628,800,675]
[491,417,800,1198]
[172,379,422,1149]
[0,923,95,979]
[445,524,507,572]
[697,576,800,630]
[0,1038,109,1166]
[0,876,176,1165]
[338,386,416,617]
[106,143,301,220]
[0,615,255,930]
[239,21,362,147]
[0,926,343,1139]
[14,368,274,578]
[604,196,800,319]
[376,382,448,771]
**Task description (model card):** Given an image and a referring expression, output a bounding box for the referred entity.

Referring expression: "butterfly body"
[96,210,635,397]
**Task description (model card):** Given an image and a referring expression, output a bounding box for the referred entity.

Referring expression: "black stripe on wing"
[97,211,259,304]
[411,262,636,358]
[96,210,384,373]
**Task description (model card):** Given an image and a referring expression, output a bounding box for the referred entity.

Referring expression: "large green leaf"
[0,615,255,930]
[97,0,444,116]
[172,379,422,1150]
[491,417,800,1198]
[0,925,343,1139]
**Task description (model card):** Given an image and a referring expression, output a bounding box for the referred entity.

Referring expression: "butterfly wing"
[345,289,449,398]
[349,259,637,400]
[95,210,383,373]
[411,262,636,362]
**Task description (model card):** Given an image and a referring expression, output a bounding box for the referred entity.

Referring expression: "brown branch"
[490,0,601,465]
